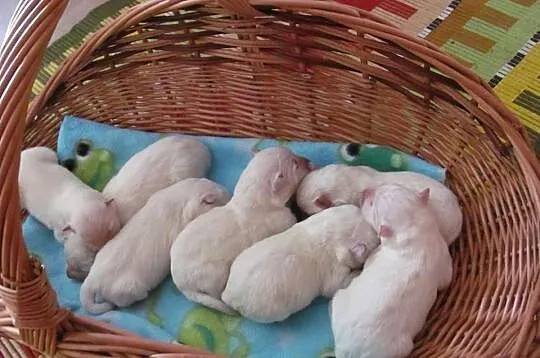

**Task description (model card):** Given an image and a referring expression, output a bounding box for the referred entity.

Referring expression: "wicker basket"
[0,0,538,357]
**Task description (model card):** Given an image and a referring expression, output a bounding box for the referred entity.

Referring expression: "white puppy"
[331,184,453,358]
[171,147,312,314]
[80,178,230,314]
[222,205,379,323]
[103,136,211,225]
[296,164,462,245]
[19,147,121,279]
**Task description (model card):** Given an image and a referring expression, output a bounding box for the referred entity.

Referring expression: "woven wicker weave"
[0,0,538,357]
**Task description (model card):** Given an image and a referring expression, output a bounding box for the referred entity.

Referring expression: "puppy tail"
[80,280,114,314]
[183,291,238,315]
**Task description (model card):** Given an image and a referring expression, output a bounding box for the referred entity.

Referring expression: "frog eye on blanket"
[76,140,91,157]
[61,139,115,191]
[345,143,360,156]
[60,139,93,172]
[339,143,360,163]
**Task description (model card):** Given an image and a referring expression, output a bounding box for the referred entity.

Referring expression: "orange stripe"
[455,56,474,68]
[476,5,517,30]
[510,0,536,6]
[452,28,496,53]
[426,0,488,46]
[377,0,417,19]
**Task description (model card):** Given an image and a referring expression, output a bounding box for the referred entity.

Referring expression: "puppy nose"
[66,267,85,281]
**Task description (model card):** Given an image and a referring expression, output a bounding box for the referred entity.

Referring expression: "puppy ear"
[200,192,217,205]
[62,225,76,234]
[361,188,375,204]
[379,224,393,238]
[418,188,430,206]
[349,242,367,259]
[314,193,333,209]
[336,242,368,268]
[271,172,287,195]
[295,156,313,171]
[105,198,115,207]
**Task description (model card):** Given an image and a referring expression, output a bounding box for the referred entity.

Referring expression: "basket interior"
[25,5,538,356]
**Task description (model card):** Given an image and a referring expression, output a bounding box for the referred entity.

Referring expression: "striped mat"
[33,0,539,153]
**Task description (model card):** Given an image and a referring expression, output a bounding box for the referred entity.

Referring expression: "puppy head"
[68,197,121,249]
[348,219,380,264]
[182,178,231,221]
[360,184,430,241]
[235,147,312,206]
[64,233,97,281]
[327,205,379,268]
[296,164,372,215]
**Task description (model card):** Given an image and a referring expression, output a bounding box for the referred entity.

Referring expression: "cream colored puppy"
[296,164,462,245]
[19,147,121,279]
[81,178,230,314]
[171,147,312,314]
[103,136,211,225]
[222,205,379,323]
[331,184,453,358]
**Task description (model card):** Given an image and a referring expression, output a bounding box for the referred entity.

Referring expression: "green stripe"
[447,0,540,79]
[473,11,540,78]
[442,40,485,65]
[464,18,506,43]
[33,0,144,96]
[486,0,530,18]
[514,89,540,115]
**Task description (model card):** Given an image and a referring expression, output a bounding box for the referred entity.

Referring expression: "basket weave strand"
[0,0,70,355]
[1,0,539,357]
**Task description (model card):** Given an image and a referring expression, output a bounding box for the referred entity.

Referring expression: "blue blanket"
[23,116,445,358]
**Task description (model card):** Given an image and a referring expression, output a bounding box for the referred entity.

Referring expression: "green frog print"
[62,139,115,191]
[178,306,250,358]
[338,143,408,172]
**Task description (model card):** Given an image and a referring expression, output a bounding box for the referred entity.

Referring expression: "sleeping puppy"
[103,136,211,225]
[19,147,121,279]
[222,205,379,323]
[170,147,312,314]
[331,184,453,358]
[296,164,462,245]
[80,178,230,314]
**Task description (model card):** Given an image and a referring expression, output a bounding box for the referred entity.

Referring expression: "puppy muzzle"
[66,267,87,281]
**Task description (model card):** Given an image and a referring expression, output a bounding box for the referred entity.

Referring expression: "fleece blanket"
[22,116,445,358]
